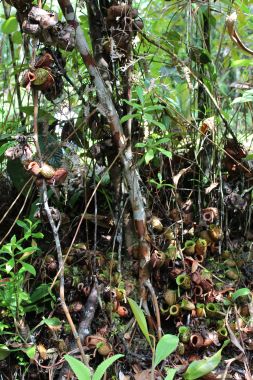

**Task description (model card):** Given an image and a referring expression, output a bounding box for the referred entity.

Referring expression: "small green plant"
[0,219,55,362]
[121,86,172,165]
[183,340,230,379]
[64,353,124,380]
[0,219,43,322]
[128,297,179,380]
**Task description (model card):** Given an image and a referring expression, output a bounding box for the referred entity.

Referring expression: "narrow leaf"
[136,86,144,104]
[93,354,124,380]
[164,368,177,380]
[64,355,91,380]
[128,298,152,347]
[231,288,251,302]
[183,340,229,379]
[154,334,179,367]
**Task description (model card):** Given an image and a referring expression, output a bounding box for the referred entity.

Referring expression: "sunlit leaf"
[12,31,22,44]
[232,288,251,302]
[22,345,36,359]
[93,354,124,380]
[145,149,154,164]
[0,142,14,157]
[183,340,229,379]
[164,368,177,380]
[154,334,179,367]
[64,355,91,380]
[19,262,36,276]
[2,17,18,34]
[128,298,152,347]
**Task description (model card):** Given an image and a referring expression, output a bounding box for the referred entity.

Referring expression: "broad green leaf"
[64,355,91,380]
[183,340,229,379]
[128,298,152,347]
[145,149,154,164]
[232,288,251,302]
[164,368,177,380]
[0,345,10,360]
[12,31,22,44]
[93,354,124,380]
[157,147,172,159]
[154,334,179,367]
[22,345,36,359]
[0,141,14,157]
[39,317,61,328]
[120,113,140,123]
[2,17,18,34]
[19,262,36,276]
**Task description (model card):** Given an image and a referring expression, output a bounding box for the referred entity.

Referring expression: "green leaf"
[2,16,18,34]
[30,284,51,303]
[16,220,29,230]
[6,258,15,273]
[232,96,253,104]
[232,288,251,302]
[12,31,22,44]
[127,298,152,347]
[164,368,177,380]
[41,317,61,327]
[19,262,36,276]
[136,86,144,104]
[145,149,154,164]
[245,153,253,160]
[135,142,146,148]
[231,59,253,68]
[0,141,14,157]
[157,147,172,159]
[22,345,36,359]
[64,355,91,380]
[183,340,229,379]
[143,105,165,112]
[93,354,124,380]
[32,232,44,239]
[154,334,179,367]
[120,113,140,123]
[0,345,10,361]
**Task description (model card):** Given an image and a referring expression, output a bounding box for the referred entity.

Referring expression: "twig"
[0,177,33,226]
[0,182,33,245]
[144,279,162,340]
[42,181,88,366]
[50,150,122,290]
